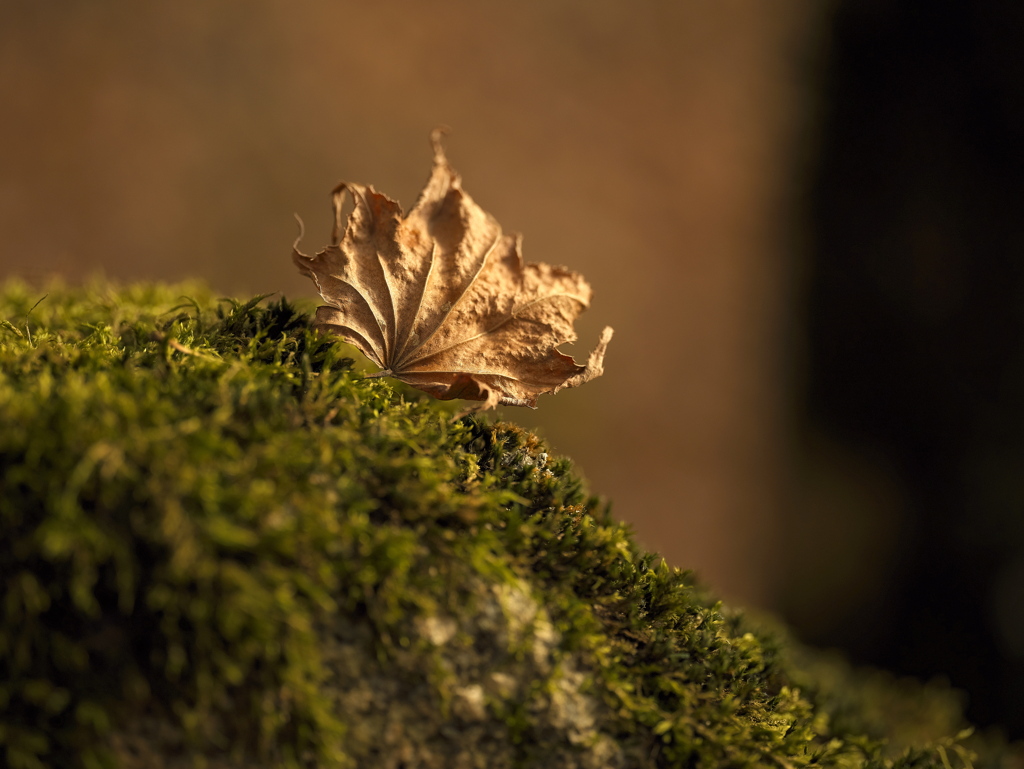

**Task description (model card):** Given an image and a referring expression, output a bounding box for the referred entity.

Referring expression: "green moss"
[0,280,1019,768]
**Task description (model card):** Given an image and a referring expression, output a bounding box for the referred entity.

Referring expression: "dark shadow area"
[790,0,1024,739]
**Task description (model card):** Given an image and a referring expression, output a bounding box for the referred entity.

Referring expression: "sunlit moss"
[0,281,1016,768]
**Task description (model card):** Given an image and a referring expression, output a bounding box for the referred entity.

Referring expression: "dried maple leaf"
[292,136,613,409]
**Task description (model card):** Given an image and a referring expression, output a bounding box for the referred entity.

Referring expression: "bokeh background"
[3,0,1023,740]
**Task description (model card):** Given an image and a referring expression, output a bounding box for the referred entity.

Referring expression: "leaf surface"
[293,137,612,408]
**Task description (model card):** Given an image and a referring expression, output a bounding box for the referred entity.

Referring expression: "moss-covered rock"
[0,281,1019,768]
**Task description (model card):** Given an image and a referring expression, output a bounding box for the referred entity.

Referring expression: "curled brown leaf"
[293,136,612,409]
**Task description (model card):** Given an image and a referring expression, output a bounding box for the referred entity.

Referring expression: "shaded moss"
[0,280,1019,768]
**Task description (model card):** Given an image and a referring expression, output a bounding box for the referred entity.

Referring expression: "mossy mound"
[0,281,1018,769]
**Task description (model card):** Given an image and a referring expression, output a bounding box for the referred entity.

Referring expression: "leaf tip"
[430,125,452,161]
[555,326,614,394]
[291,213,306,253]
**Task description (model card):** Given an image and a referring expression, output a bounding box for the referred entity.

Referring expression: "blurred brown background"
[3,0,1023,740]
